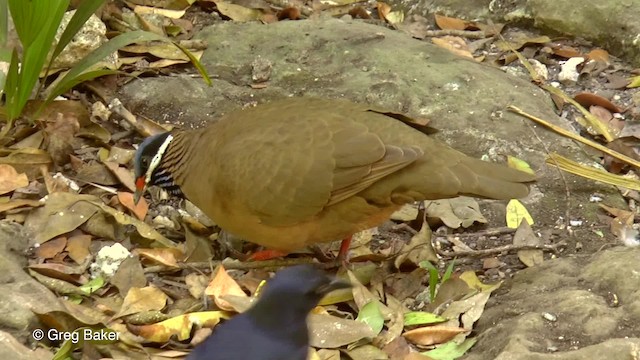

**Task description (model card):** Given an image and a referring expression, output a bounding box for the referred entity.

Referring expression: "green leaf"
[404,311,446,326]
[356,300,385,335]
[172,40,212,86]
[442,258,456,283]
[79,276,105,294]
[420,260,440,302]
[6,0,69,121]
[0,0,7,45]
[422,338,477,360]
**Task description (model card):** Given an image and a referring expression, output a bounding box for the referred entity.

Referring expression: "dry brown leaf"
[402,325,467,346]
[551,45,581,58]
[115,286,169,318]
[0,198,42,213]
[204,265,249,311]
[424,197,486,228]
[574,92,622,113]
[35,236,68,259]
[110,256,147,297]
[431,36,473,59]
[215,1,264,22]
[587,48,610,64]
[24,193,100,245]
[434,14,466,30]
[308,313,376,348]
[133,248,182,268]
[117,192,148,220]
[0,164,29,195]
[512,220,543,267]
[394,220,437,268]
[104,161,136,191]
[66,234,91,264]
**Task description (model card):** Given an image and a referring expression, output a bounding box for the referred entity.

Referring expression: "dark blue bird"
[187,264,351,360]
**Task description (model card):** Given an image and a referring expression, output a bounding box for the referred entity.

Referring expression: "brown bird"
[134,98,535,259]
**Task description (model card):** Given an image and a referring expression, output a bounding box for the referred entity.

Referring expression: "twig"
[524,121,571,229]
[508,106,640,169]
[144,257,338,274]
[437,226,516,238]
[421,29,488,39]
[437,241,567,258]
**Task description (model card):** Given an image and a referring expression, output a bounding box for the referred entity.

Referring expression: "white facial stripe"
[145,134,174,184]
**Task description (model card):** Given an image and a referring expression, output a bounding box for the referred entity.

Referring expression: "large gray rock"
[468,246,640,360]
[0,221,59,356]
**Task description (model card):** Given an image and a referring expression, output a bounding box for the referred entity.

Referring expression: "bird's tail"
[454,156,536,200]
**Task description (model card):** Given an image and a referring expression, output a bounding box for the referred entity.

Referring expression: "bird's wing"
[209,99,421,227]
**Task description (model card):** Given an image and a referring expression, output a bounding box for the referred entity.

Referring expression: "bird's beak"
[134,176,146,205]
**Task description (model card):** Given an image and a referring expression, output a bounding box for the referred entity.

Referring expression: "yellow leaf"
[628,75,640,88]
[507,156,535,175]
[506,199,533,228]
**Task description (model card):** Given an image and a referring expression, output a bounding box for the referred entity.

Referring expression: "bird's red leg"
[247,249,289,261]
[337,236,352,264]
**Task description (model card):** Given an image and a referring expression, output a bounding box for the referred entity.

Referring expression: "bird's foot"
[336,236,352,267]
[247,249,289,261]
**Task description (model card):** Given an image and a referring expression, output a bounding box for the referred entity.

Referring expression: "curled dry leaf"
[434,14,466,30]
[512,220,543,267]
[115,286,169,319]
[586,48,610,64]
[205,265,249,312]
[35,236,68,259]
[308,313,376,348]
[133,248,182,268]
[118,191,148,220]
[128,311,230,343]
[550,45,581,58]
[431,36,473,59]
[402,325,467,346]
[0,164,29,195]
[574,92,622,113]
[425,197,487,229]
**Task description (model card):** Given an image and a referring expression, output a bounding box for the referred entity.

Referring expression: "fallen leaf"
[394,220,437,268]
[115,286,168,318]
[505,199,533,228]
[425,197,487,228]
[434,14,466,30]
[110,256,147,297]
[128,311,230,342]
[421,338,477,359]
[0,164,29,195]
[403,325,467,346]
[133,248,182,268]
[308,314,376,348]
[431,36,473,59]
[204,265,249,311]
[356,300,385,335]
[512,220,543,267]
[35,236,68,259]
[574,92,622,113]
[507,156,535,175]
[117,191,148,220]
[586,48,610,64]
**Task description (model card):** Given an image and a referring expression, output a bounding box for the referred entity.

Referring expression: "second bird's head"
[133,132,183,204]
